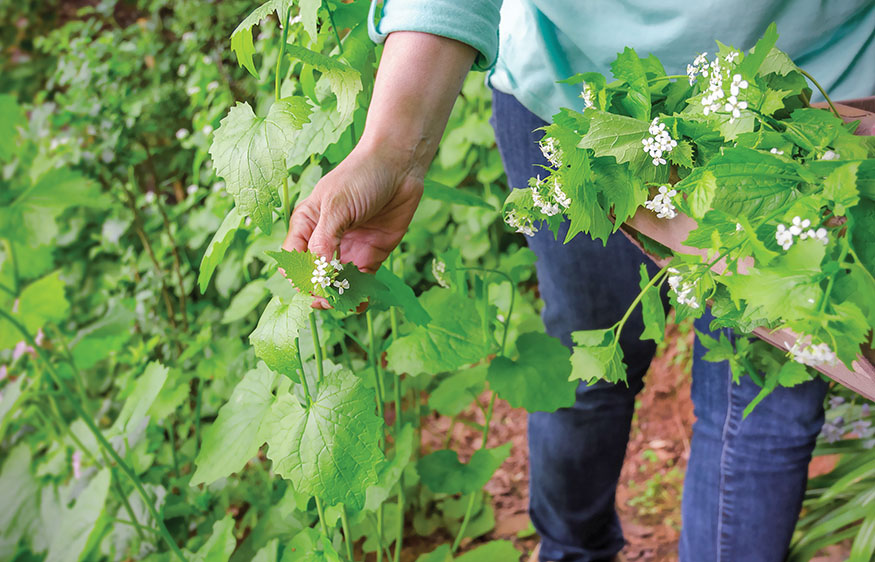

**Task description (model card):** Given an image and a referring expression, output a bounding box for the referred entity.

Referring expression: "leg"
[680,315,828,562]
[491,89,659,561]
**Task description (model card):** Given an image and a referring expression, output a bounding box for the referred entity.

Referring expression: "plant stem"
[105,455,147,542]
[323,0,345,54]
[314,496,331,537]
[614,265,669,340]
[366,310,385,420]
[0,310,186,562]
[798,68,841,119]
[341,505,355,561]
[310,310,325,385]
[452,493,477,553]
[296,336,313,406]
[276,7,293,225]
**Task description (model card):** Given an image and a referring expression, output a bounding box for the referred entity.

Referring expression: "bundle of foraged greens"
[503,24,875,401]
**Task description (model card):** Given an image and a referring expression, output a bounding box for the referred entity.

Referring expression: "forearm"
[357,31,477,178]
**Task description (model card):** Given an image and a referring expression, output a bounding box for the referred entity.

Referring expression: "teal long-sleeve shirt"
[368,0,875,122]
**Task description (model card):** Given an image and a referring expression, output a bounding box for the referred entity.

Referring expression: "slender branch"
[322,0,345,55]
[296,336,313,406]
[341,505,355,561]
[314,496,331,537]
[798,68,841,119]
[0,310,186,562]
[310,310,325,385]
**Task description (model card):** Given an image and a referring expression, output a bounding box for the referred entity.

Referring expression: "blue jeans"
[490,90,829,562]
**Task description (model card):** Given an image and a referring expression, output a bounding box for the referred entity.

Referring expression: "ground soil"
[404,321,851,562]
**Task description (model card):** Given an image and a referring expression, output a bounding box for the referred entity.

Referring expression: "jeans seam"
[715,343,734,562]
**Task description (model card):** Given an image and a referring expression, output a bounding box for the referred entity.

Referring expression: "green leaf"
[264,362,384,510]
[286,45,362,122]
[0,168,106,247]
[370,266,431,325]
[71,303,135,370]
[386,288,488,375]
[267,248,386,313]
[683,169,717,219]
[822,162,859,216]
[849,512,875,562]
[456,541,521,562]
[190,516,236,562]
[758,47,799,77]
[417,442,512,495]
[415,545,452,562]
[738,22,779,79]
[199,207,244,293]
[191,363,278,485]
[0,445,39,558]
[0,94,24,161]
[280,528,342,562]
[249,294,311,379]
[423,179,495,210]
[569,328,627,384]
[428,365,488,417]
[110,361,168,440]
[776,360,812,388]
[577,109,649,170]
[222,279,269,323]
[284,100,354,169]
[1,271,69,349]
[487,332,576,413]
[675,147,803,217]
[668,139,694,169]
[230,0,321,76]
[45,469,110,562]
[610,47,650,121]
[365,424,416,511]
[210,98,312,233]
[252,539,280,562]
[639,265,666,342]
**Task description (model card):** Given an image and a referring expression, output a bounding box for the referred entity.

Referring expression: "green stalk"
[105,454,147,542]
[365,308,385,561]
[798,68,841,119]
[613,265,669,341]
[0,310,186,562]
[310,311,325,385]
[296,336,313,406]
[322,0,345,55]
[341,505,355,561]
[450,268,515,554]
[314,496,331,537]
[389,304,404,562]
[275,6,292,225]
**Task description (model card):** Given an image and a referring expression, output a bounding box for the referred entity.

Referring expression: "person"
[282,2,875,560]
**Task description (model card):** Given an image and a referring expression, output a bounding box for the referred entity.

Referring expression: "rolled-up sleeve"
[368,0,503,70]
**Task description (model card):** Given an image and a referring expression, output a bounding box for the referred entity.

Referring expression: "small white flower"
[504,209,537,237]
[212,181,226,193]
[175,128,189,140]
[729,74,749,96]
[769,147,784,155]
[186,86,201,96]
[821,150,839,160]
[580,83,595,109]
[186,184,198,196]
[724,95,748,123]
[177,64,187,77]
[724,51,740,64]
[642,118,677,166]
[244,217,252,227]
[432,259,450,287]
[735,223,744,232]
[144,191,156,204]
[181,31,195,42]
[207,80,220,91]
[788,339,838,368]
[332,279,350,294]
[643,185,678,219]
[202,55,212,65]
[539,137,563,168]
[202,124,213,135]
[72,450,82,479]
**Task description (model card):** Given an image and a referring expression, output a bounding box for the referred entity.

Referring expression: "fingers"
[284,200,317,253]
[307,193,349,260]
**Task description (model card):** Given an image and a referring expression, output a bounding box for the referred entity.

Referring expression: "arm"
[283,32,476,283]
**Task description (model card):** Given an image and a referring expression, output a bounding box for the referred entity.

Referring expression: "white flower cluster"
[689,51,750,123]
[531,175,572,217]
[580,83,595,109]
[787,339,838,368]
[505,209,537,237]
[539,137,563,168]
[644,185,678,219]
[432,259,450,288]
[642,118,677,166]
[775,217,828,251]
[310,256,346,293]
[667,268,700,309]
